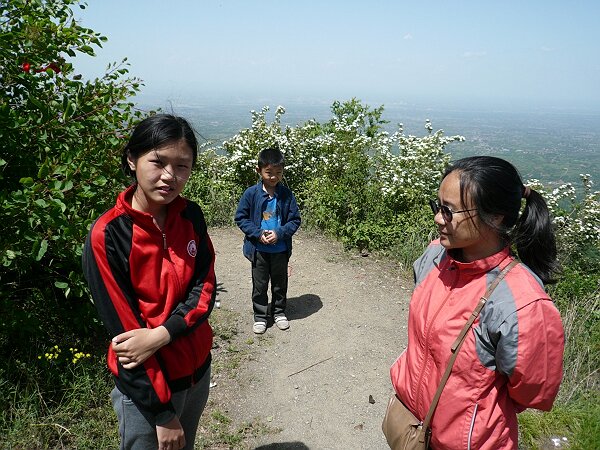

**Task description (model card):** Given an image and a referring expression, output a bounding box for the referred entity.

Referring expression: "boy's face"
[257,164,284,189]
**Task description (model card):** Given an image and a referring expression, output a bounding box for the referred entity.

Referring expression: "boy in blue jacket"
[235,147,301,334]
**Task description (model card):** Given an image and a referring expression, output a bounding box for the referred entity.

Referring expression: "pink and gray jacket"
[390,240,564,449]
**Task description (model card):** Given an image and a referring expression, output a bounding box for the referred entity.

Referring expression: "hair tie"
[522,185,531,199]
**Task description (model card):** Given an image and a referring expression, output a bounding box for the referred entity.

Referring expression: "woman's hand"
[112,326,170,369]
[156,416,185,450]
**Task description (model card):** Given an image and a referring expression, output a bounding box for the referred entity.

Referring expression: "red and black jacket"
[83,185,216,425]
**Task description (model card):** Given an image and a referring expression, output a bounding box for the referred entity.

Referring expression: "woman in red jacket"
[83,114,216,450]
[390,156,564,449]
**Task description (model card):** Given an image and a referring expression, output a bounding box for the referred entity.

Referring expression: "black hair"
[443,156,559,283]
[258,146,285,168]
[121,114,198,179]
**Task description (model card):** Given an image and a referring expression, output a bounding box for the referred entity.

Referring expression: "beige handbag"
[382,260,518,450]
[382,394,430,449]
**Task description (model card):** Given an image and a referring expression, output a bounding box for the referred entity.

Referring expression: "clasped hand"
[259,229,278,245]
[112,326,170,369]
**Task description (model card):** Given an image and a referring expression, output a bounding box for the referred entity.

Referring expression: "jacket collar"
[445,246,512,276]
[257,181,282,197]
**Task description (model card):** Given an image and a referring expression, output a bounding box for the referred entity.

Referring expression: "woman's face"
[127,139,193,214]
[435,170,501,262]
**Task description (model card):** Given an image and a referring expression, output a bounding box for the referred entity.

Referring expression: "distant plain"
[140,98,600,188]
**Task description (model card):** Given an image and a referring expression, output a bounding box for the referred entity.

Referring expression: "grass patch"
[519,392,600,450]
[210,307,256,379]
[0,358,118,449]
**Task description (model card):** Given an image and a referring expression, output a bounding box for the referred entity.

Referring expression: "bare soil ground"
[203,227,412,449]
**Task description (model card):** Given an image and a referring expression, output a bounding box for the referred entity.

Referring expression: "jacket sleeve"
[82,219,177,426]
[235,186,263,240]
[163,208,216,339]
[496,299,564,411]
[274,190,301,241]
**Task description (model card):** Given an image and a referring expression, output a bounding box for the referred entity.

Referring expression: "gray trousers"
[251,250,289,323]
[111,366,210,450]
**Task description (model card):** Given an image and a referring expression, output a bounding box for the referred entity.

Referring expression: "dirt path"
[207,227,412,449]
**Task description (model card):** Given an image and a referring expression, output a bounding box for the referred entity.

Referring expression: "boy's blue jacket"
[235,182,301,262]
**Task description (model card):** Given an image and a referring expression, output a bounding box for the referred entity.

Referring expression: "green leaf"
[35,239,48,261]
[20,177,34,186]
[80,45,95,56]
[29,96,45,111]
[62,180,74,192]
[62,99,75,120]
[54,281,69,289]
[52,198,67,213]
[94,176,108,186]
[38,161,50,179]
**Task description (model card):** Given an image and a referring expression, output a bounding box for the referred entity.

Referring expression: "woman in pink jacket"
[390,156,564,449]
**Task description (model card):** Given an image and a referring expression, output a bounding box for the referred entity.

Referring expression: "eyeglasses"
[429,199,477,222]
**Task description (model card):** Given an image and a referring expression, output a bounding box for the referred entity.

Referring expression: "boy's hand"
[262,230,278,244]
[259,230,270,244]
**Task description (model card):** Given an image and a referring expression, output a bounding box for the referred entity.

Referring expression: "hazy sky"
[74,0,600,111]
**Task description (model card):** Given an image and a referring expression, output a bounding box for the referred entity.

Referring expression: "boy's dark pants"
[252,250,289,323]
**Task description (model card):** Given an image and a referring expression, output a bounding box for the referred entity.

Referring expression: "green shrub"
[0,0,145,350]
[185,148,242,226]
[1,0,143,443]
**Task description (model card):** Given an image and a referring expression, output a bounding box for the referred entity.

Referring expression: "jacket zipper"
[158,226,184,300]
[467,402,479,450]
[414,264,459,413]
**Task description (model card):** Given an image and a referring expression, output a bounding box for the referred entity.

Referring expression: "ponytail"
[512,188,560,283]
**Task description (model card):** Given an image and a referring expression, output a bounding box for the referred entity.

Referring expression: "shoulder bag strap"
[422,259,519,429]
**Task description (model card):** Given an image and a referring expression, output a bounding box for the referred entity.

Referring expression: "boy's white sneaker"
[253,322,267,334]
[274,316,290,330]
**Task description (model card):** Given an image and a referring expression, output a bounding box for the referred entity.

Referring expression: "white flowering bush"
[526,174,600,271]
[375,121,463,211]
[187,99,463,256]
